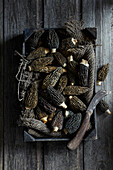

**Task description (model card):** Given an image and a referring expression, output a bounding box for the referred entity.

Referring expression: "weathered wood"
[44,0,81,28]
[43,0,83,170]
[3,1,43,170]
[0,0,3,169]
[82,0,113,169]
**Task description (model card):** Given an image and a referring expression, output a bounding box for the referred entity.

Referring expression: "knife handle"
[67,110,92,150]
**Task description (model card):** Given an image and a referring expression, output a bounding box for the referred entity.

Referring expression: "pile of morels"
[16,20,110,140]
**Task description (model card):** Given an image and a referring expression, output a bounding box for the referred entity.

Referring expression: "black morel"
[69,96,87,112]
[38,96,56,114]
[28,56,54,72]
[97,63,109,85]
[25,82,38,109]
[47,29,59,53]
[27,47,50,60]
[68,71,76,86]
[68,55,78,75]
[57,75,68,93]
[79,59,89,87]
[35,106,48,123]
[63,86,88,95]
[21,109,35,118]
[27,29,45,49]
[65,110,74,118]
[64,113,82,134]
[54,52,67,67]
[42,67,63,89]
[97,100,111,115]
[60,37,77,51]
[46,87,67,109]
[51,111,64,132]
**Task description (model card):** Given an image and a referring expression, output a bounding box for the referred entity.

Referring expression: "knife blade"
[67,90,111,150]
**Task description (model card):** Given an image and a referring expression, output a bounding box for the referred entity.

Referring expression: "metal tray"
[23,28,97,142]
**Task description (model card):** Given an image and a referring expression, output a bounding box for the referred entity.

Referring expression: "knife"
[67,90,111,150]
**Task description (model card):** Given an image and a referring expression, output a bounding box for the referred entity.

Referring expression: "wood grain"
[43,1,83,170]
[44,0,81,28]
[3,1,43,170]
[82,0,113,169]
[0,0,3,169]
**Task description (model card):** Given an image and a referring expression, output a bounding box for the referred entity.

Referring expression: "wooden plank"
[0,0,3,169]
[3,1,43,170]
[43,1,83,170]
[44,0,81,28]
[82,0,113,169]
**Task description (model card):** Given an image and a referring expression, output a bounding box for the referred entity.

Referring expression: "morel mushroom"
[25,82,38,109]
[20,117,50,134]
[97,63,109,85]
[65,110,74,118]
[60,37,77,51]
[28,56,54,72]
[68,71,76,86]
[68,55,78,75]
[35,106,48,123]
[69,96,87,112]
[57,75,68,93]
[97,100,111,115]
[37,66,57,73]
[46,87,67,109]
[67,46,86,62]
[21,109,35,118]
[27,47,50,60]
[51,111,64,132]
[47,29,59,53]
[42,67,63,89]
[48,112,56,122]
[38,96,56,114]
[64,113,82,134]
[63,86,88,95]
[79,59,89,87]
[27,29,45,49]
[54,52,67,67]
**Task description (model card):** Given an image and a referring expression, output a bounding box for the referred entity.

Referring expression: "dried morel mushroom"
[68,55,78,75]
[27,29,45,49]
[51,111,64,132]
[36,66,57,73]
[69,96,87,112]
[35,106,48,123]
[79,59,89,87]
[21,109,35,118]
[57,75,68,93]
[68,71,76,86]
[54,52,67,67]
[42,67,63,89]
[25,82,38,109]
[63,86,88,95]
[46,86,67,109]
[27,47,50,60]
[60,37,77,51]
[97,63,109,86]
[48,112,56,122]
[64,113,82,134]
[67,46,86,62]
[97,100,111,115]
[20,117,50,134]
[65,110,74,118]
[38,96,56,114]
[28,56,54,72]
[47,29,59,53]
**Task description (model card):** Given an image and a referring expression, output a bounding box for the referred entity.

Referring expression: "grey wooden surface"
[0,0,113,170]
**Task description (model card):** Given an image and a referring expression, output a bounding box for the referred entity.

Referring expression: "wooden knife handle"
[67,110,92,150]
